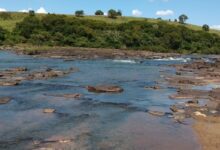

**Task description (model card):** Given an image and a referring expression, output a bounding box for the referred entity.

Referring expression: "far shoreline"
[1,45,186,60]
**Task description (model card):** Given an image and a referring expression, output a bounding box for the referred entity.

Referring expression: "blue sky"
[0,0,219,29]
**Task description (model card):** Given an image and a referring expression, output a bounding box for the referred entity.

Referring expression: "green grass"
[0,12,220,36]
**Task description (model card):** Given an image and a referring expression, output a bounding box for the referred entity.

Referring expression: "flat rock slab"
[43,108,56,113]
[86,85,123,93]
[0,97,11,105]
[148,111,165,117]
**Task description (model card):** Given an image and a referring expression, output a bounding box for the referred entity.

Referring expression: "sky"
[0,0,219,30]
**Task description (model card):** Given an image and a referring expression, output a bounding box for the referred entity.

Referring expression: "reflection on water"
[0,51,200,150]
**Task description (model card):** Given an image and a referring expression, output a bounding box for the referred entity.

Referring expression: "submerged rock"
[86,85,123,93]
[0,97,11,105]
[6,67,28,72]
[62,93,82,99]
[144,86,161,90]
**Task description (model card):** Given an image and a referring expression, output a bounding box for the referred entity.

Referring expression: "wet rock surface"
[0,67,77,86]
[0,97,11,105]
[166,58,220,122]
[86,85,124,93]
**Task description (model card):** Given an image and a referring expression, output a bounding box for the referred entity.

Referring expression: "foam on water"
[112,59,137,64]
[154,57,191,62]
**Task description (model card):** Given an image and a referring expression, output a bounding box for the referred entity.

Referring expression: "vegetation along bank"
[0,10,220,54]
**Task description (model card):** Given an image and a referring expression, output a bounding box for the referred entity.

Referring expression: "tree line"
[0,11,219,54]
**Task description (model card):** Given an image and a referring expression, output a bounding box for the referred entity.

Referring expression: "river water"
[0,51,200,150]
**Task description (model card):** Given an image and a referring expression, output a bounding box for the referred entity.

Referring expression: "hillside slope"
[0,12,220,36]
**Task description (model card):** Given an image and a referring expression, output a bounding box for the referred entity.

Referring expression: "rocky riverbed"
[1,50,219,150]
[165,58,220,150]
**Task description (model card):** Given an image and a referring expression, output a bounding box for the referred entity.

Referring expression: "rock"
[43,108,56,113]
[7,67,28,72]
[194,111,207,117]
[62,94,82,99]
[185,100,199,107]
[173,112,186,123]
[170,105,185,113]
[187,99,199,104]
[0,81,19,86]
[86,85,123,93]
[0,97,11,105]
[144,86,161,90]
[206,101,220,111]
[148,111,165,117]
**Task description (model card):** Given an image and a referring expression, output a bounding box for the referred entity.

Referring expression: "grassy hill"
[0,12,220,54]
[0,12,220,36]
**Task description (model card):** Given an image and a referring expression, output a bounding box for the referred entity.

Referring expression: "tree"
[202,24,210,32]
[179,14,188,24]
[14,16,42,38]
[75,10,84,17]
[29,10,35,17]
[108,9,118,19]
[117,10,122,16]
[95,10,104,16]
[0,26,6,45]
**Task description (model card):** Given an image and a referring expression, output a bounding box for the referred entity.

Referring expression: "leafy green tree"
[14,16,42,38]
[108,9,118,19]
[179,14,188,24]
[117,10,122,16]
[0,26,6,45]
[29,10,35,17]
[202,24,210,31]
[75,10,84,17]
[95,10,104,16]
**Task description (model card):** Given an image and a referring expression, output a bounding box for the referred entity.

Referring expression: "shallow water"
[0,51,200,150]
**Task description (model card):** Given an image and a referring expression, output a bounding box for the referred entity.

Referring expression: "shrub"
[0,12,12,20]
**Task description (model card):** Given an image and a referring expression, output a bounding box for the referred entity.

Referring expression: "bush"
[14,15,42,38]
[11,14,220,54]
[0,26,6,45]
[95,10,104,16]
[0,12,12,20]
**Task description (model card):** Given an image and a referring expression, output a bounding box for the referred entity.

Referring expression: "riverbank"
[1,45,181,60]
[167,58,220,150]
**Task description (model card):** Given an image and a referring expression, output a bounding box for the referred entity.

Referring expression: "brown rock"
[43,108,56,113]
[0,81,19,86]
[144,86,161,90]
[148,111,165,117]
[62,93,82,99]
[86,85,123,93]
[0,97,11,105]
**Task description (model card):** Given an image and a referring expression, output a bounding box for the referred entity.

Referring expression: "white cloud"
[36,7,48,14]
[18,8,32,13]
[132,9,142,17]
[0,8,7,12]
[210,25,220,30]
[156,9,174,16]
